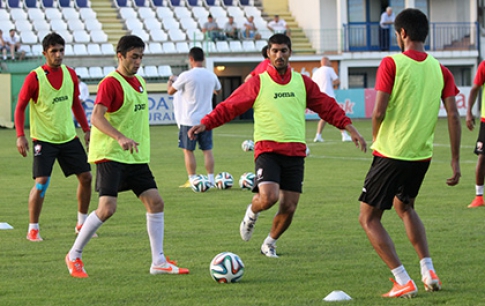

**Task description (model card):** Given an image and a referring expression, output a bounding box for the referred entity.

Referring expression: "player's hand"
[84,130,90,151]
[466,113,475,131]
[16,136,29,157]
[446,161,461,186]
[346,125,367,153]
[118,136,139,153]
[188,124,206,140]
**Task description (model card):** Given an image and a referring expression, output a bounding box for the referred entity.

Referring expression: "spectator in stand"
[244,45,269,82]
[243,16,262,40]
[224,16,239,40]
[267,15,291,37]
[0,29,8,60]
[202,14,224,42]
[379,7,395,51]
[4,29,25,60]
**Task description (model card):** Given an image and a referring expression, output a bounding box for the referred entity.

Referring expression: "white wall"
[429,0,469,22]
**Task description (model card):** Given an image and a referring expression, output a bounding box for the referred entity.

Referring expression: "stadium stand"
[64,43,74,55]
[7,0,22,9]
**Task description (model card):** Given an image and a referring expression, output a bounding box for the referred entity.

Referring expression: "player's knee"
[35,177,51,198]
[78,172,92,186]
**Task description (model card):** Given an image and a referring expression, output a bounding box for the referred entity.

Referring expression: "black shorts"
[95,161,157,197]
[474,121,485,155]
[358,156,430,210]
[254,153,304,193]
[32,139,90,179]
[178,125,212,151]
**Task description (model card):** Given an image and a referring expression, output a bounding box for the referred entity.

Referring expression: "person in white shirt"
[167,47,222,187]
[379,7,395,51]
[243,16,261,40]
[312,56,351,142]
[267,15,290,37]
[0,30,8,60]
[224,16,239,40]
[4,29,25,60]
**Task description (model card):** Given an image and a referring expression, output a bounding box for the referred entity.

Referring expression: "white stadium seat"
[101,43,115,55]
[148,42,163,54]
[64,44,74,56]
[215,41,230,53]
[73,43,88,56]
[88,66,104,79]
[20,30,38,44]
[87,43,102,55]
[85,19,103,31]
[75,66,90,79]
[73,30,91,43]
[162,42,177,53]
[91,30,108,43]
[80,8,97,21]
[158,65,173,78]
[150,29,168,42]
[44,8,63,21]
[168,29,187,42]
[31,44,44,56]
[176,41,190,53]
[144,65,159,78]
[51,19,68,32]
[27,8,46,21]
[103,66,116,75]
[229,40,243,52]
[68,19,85,31]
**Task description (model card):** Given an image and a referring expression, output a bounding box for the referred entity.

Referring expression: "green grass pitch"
[0,119,484,305]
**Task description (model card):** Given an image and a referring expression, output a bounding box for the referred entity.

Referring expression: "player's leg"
[57,138,93,233]
[469,122,485,207]
[314,119,326,142]
[27,141,57,241]
[199,130,215,186]
[179,125,198,184]
[142,189,190,275]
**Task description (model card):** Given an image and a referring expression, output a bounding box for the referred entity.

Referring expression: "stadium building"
[0,0,482,126]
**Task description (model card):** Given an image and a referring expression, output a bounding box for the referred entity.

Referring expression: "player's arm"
[166,75,178,95]
[442,95,461,186]
[14,72,37,157]
[466,83,480,131]
[372,90,389,142]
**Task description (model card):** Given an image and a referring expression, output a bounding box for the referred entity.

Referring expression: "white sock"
[341,130,349,135]
[189,174,197,181]
[77,212,88,225]
[263,235,277,246]
[147,212,166,266]
[69,211,103,260]
[28,223,39,231]
[315,133,321,138]
[476,185,483,196]
[420,257,435,276]
[208,173,215,184]
[246,204,257,219]
[391,265,411,285]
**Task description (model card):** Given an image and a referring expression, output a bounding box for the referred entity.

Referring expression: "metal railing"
[304,22,479,54]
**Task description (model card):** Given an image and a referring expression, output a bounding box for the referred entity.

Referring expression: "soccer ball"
[239,172,255,190]
[191,174,211,193]
[241,140,254,152]
[215,172,233,189]
[209,252,245,283]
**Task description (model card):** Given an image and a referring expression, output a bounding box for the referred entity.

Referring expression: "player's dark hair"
[189,47,205,62]
[394,8,429,43]
[116,35,145,57]
[268,34,291,51]
[42,32,65,51]
[261,45,269,59]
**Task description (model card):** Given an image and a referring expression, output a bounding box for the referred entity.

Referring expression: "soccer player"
[15,32,92,242]
[65,35,189,278]
[358,8,461,298]
[189,34,367,258]
[167,47,222,188]
[466,60,485,208]
[312,56,352,143]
